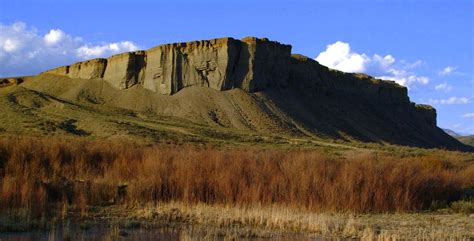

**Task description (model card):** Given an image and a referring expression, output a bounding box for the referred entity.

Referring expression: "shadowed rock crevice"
[228,40,250,90]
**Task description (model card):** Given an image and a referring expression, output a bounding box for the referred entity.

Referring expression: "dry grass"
[1,136,472,220]
[123,202,474,239]
[12,202,471,240]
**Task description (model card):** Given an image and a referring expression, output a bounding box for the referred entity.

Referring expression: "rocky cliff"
[43,37,291,94]
[41,37,408,102]
[41,37,433,125]
[35,37,469,150]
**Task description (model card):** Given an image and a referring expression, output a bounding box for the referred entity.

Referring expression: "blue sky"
[1,0,473,134]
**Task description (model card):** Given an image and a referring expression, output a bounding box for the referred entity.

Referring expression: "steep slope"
[0,37,470,151]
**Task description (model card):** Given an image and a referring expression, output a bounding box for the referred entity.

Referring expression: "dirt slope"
[0,73,470,151]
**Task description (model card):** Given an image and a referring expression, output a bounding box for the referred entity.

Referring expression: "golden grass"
[125,202,474,239]
[30,202,473,240]
[1,136,472,219]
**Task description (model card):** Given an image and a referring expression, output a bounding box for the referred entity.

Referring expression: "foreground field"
[0,137,473,239]
[3,202,473,240]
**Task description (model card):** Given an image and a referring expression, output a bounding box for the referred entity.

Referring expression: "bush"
[0,136,472,216]
[450,200,474,214]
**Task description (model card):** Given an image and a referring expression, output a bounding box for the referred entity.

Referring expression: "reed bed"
[0,136,472,219]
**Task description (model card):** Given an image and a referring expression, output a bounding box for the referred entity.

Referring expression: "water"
[0,225,336,241]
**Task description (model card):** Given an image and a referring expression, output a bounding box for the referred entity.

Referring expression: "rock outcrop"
[42,37,292,95]
[0,77,23,88]
[142,38,238,94]
[44,59,107,79]
[413,104,437,126]
[40,37,408,105]
[289,54,409,105]
[103,51,146,89]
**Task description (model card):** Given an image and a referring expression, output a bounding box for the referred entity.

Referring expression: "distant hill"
[457,135,474,147]
[442,128,461,137]
[442,129,474,147]
[0,37,471,151]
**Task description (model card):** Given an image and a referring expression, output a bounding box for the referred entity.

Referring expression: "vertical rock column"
[143,38,239,95]
[142,37,292,95]
[43,66,70,76]
[68,58,108,79]
[176,38,237,92]
[238,37,292,92]
[103,51,146,89]
[142,45,179,95]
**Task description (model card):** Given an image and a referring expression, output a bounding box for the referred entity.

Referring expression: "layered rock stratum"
[0,37,470,151]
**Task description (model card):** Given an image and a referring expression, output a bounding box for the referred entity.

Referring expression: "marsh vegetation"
[0,137,473,239]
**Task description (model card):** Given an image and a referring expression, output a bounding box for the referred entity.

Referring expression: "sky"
[0,0,473,134]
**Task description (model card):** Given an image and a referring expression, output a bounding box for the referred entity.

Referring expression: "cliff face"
[289,54,409,105]
[37,36,465,149]
[43,37,292,95]
[40,38,408,104]
[103,51,146,89]
[142,38,238,94]
[44,38,405,98]
[45,59,107,80]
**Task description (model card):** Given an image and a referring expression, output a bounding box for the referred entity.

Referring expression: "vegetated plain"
[0,136,473,240]
[458,135,474,147]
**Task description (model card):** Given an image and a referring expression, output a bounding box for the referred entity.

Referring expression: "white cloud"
[44,29,66,46]
[377,70,429,87]
[439,66,455,76]
[0,21,140,77]
[434,83,452,92]
[2,39,19,52]
[316,41,430,88]
[463,113,474,118]
[315,41,369,73]
[76,41,138,59]
[429,97,471,105]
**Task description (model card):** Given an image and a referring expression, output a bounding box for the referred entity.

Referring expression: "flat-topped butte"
[42,37,405,103]
[33,36,453,148]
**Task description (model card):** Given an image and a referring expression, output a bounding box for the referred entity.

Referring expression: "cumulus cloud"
[438,66,455,76]
[434,83,452,92]
[315,41,429,88]
[463,113,474,118]
[314,41,368,73]
[43,29,66,46]
[0,21,140,77]
[429,97,471,105]
[76,41,138,59]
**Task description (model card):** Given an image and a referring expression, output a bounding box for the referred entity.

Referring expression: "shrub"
[0,136,472,216]
[450,200,474,214]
